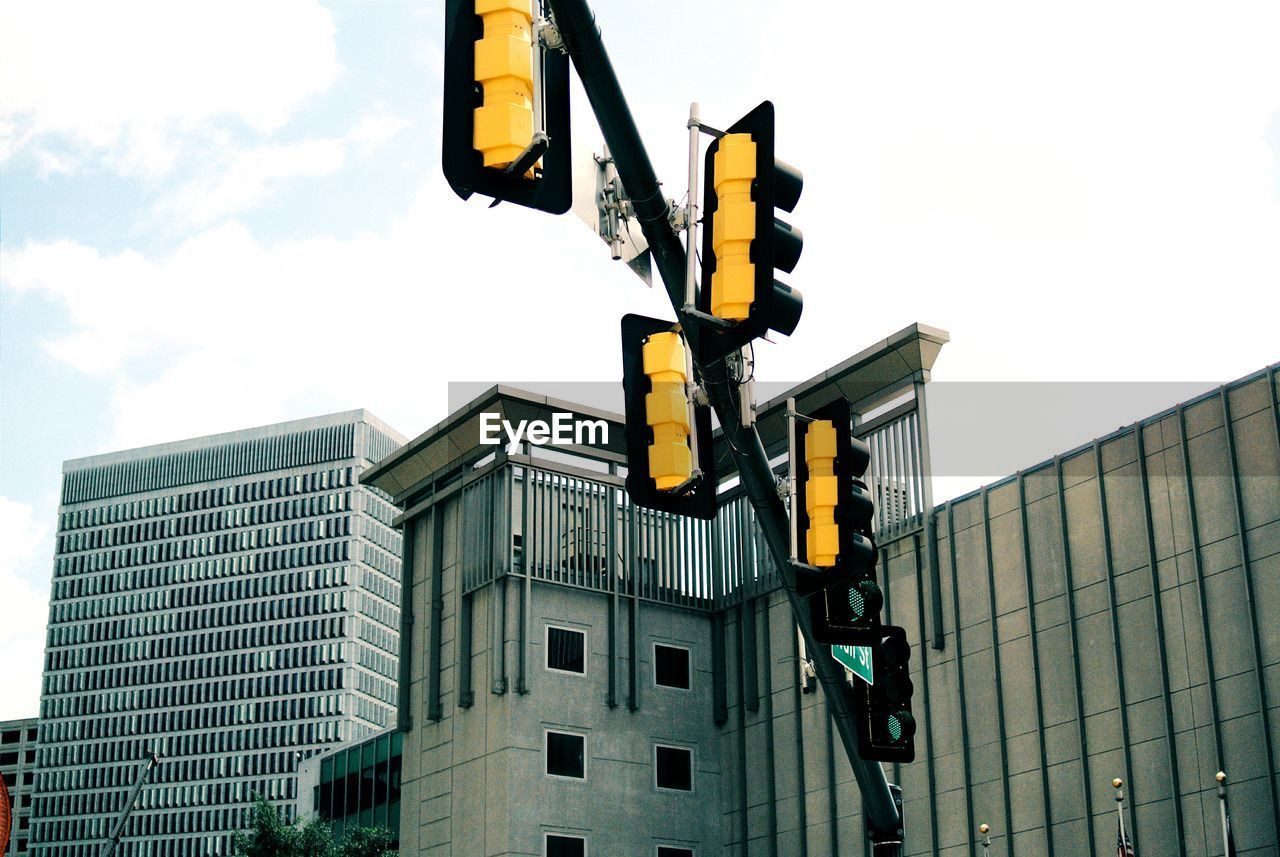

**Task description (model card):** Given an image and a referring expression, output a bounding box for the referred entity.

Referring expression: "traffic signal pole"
[547,0,905,848]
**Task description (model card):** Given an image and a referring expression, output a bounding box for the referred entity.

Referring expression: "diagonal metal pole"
[547,0,903,843]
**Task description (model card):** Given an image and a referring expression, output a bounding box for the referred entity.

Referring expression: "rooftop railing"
[459,394,930,611]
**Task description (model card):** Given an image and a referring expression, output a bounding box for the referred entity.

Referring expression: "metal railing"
[459,467,511,593]
[460,400,929,609]
[858,402,929,541]
[710,492,780,607]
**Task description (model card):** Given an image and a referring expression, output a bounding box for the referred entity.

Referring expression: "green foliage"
[337,826,397,857]
[234,797,395,857]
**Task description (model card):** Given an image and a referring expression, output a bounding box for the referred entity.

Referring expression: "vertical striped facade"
[719,367,1279,856]
[377,364,1278,856]
[31,411,406,857]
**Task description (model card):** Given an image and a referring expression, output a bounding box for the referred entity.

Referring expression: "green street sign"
[832,644,874,686]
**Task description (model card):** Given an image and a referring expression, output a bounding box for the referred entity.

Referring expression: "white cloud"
[163,137,347,227]
[1,173,671,451]
[347,112,412,147]
[0,0,339,174]
[0,497,51,720]
[154,111,412,227]
[737,0,1280,385]
[2,239,169,372]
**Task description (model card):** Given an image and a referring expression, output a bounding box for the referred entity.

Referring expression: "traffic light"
[620,314,717,520]
[792,398,881,645]
[442,0,572,213]
[697,100,804,358]
[852,625,916,763]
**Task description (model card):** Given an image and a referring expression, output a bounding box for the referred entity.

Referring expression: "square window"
[545,731,585,779]
[545,834,586,857]
[658,848,694,857]
[654,644,690,689]
[546,626,585,675]
[654,744,693,792]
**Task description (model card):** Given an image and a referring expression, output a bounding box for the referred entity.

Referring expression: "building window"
[545,833,586,857]
[654,744,693,792]
[546,625,586,675]
[657,848,695,857]
[545,730,585,780]
[654,644,690,689]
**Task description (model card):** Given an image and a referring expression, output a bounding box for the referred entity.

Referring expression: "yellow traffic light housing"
[472,0,536,172]
[442,0,572,213]
[792,398,881,645]
[709,133,757,322]
[804,419,840,567]
[621,315,717,520]
[642,331,692,491]
[698,101,804,358]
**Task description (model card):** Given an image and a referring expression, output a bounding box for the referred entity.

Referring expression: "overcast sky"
[2,0,1278,718]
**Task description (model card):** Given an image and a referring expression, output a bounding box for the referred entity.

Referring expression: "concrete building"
[2,718,38,855]
[31,411,405,857]
[366,324,1279,857]
[882,365,1280,857]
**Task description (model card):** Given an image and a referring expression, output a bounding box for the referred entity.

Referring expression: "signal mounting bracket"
[867,784,906,854]
[569,146,653,284]
[668,205,690,233]
[502,132,550,178]
[775,475,791,501]
[679,305,733,329]
[669,469,705,497]
[785,397,822,564]
[533,18,564,52]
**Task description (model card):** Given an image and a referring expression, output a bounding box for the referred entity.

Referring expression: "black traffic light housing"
[852,624,916,763]
[620,314,717,520]
[793,398,881,645]
[442,0,572,214]
[697,100,804,359]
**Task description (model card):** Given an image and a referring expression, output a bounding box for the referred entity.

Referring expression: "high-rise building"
[2,718,38,856]
[30,411,405,857]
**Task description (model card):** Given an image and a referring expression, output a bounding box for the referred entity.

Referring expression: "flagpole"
[1113,777,1128,848]
[1216,771,1230,856]
[979,823,991,856]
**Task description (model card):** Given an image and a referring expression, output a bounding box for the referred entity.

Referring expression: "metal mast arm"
[545,0,902,842]
[100,753,160,857]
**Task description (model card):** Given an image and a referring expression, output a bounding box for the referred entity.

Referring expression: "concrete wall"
[400,490,723,856]
[397,368,1278,857]
[720,369,1279,856]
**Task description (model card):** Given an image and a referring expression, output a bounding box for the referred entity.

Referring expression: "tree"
[337,826,397,857]
[235,797,395,857]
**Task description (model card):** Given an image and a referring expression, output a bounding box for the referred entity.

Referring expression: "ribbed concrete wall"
[397,368,1277,856]
[722,368,1279,856]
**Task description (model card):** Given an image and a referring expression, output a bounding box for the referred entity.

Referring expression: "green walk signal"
[851,624,916,763]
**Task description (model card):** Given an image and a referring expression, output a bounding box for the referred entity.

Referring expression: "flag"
[1224,805,1237,857]
[1116,823,1135,857]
